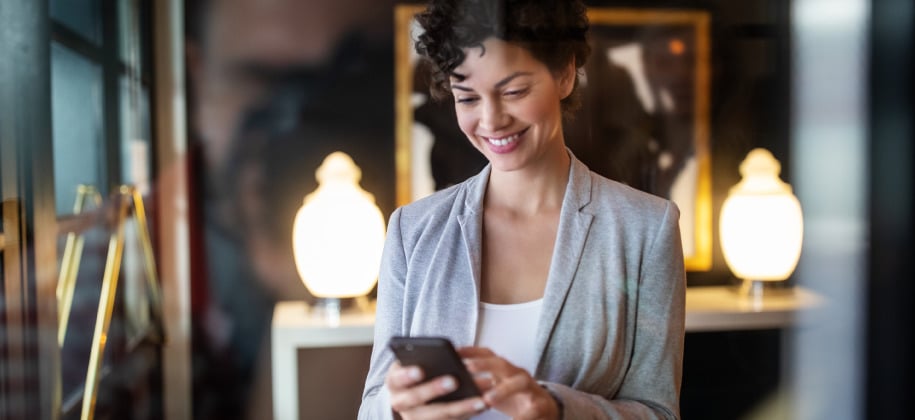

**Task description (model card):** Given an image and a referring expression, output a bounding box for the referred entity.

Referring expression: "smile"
[483,128,527,147]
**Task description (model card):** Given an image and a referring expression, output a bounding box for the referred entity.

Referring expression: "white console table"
[271,301,375,420]
[685,285,823,332]
[271,286,822,419]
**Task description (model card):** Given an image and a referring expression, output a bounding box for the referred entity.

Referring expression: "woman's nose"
[479,100,509,132]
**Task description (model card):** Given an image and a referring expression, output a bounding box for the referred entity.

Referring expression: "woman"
[360,0,685,418]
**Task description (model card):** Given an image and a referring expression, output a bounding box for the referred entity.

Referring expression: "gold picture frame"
[395,6,711,271]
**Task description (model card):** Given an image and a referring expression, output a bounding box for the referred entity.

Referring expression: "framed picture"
[395,6,711,271]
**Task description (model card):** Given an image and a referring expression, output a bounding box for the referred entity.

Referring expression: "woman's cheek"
[456,111,477,141]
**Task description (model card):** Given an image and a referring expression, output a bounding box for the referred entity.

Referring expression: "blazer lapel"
[454,165,490,345]
[534,154,594,372]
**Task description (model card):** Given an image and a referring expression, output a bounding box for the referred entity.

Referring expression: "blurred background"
[0,0,911,419]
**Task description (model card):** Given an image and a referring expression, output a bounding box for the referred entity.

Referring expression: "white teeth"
[485,133,520,146]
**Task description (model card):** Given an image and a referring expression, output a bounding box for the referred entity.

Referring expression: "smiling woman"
[361,1,686,419]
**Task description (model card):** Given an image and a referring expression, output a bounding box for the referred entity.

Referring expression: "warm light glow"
[720,149,803,281]
[292,152,386,298]
[668,38,686,55]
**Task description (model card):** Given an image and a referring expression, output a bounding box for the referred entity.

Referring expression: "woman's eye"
[456,97,478,105]
[504,88,529,98]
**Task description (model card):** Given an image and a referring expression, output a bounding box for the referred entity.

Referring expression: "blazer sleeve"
[544,201,686,419]
[359,208,408,420]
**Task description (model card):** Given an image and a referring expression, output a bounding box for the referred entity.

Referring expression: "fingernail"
[441,377,456,391]
[408,367,422,380]
[473,399,486,411]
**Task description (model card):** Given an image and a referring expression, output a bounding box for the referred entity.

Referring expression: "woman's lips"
[485,132,520,146]
[481,128,528,153]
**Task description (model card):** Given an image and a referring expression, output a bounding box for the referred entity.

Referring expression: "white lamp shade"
[292,152,386,298]
[720,148,803,281]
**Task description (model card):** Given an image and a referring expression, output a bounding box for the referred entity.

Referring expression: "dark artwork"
[567,24,698,200]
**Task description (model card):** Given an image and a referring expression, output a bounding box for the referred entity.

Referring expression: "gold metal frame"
[57,185,103,346]
[80,185,162,420]
[394,6,712,270]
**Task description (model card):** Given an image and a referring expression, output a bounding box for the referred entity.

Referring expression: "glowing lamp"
[292,152,385,301]
[720,148,803,293]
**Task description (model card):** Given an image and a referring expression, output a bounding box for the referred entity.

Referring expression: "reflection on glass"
[57,185,103,347]
[120,76,151,193]
[57,186,163,416]
[58,213,108,410]
[50,0,102,45]
[51,42,105,216]
[118,0,144,70]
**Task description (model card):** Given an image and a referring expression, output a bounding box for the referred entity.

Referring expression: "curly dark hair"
[415,0,591,118]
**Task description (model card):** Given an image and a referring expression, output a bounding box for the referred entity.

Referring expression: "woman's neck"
[485,147,571,215]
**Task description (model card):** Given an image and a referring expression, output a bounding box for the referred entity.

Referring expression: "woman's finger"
[482,372,530,405]
[472,371,496,393]
[384,361,424,391]
[405,396,488,420]
[390,375,460,413]
[463,356,511,377]
[457,346,495,359]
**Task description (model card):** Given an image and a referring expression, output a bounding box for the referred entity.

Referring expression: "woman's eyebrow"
[495,71,533,89]
[450,71,534,92]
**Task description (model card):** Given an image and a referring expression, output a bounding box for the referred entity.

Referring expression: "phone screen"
[388,336,481,403]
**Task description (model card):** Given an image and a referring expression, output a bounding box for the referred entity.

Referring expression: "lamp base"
[734,279,795,299]
[307,296,374,326]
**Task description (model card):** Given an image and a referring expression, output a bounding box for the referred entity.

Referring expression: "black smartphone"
[388,336,482,403]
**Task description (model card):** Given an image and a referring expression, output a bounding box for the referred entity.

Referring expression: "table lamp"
[292,152,385,320]
[719,148,803,296]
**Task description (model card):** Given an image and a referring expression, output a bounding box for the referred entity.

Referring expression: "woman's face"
[450,37,574,173]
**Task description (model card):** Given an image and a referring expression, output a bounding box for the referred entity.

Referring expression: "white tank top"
[473,299,544,420]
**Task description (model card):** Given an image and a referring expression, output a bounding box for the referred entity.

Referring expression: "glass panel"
[51,43,105,216]
[120,75,151,194]
[0,132,3,276]
[118,0,140,68]
[50,0,102,45]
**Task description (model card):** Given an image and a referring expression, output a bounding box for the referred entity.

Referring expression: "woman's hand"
[384,360,488,419]
[459,347,561,420]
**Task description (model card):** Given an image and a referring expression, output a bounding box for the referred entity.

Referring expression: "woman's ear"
[557,59,576,100]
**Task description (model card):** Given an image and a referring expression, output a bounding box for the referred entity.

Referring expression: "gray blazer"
[359,153,685,419]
